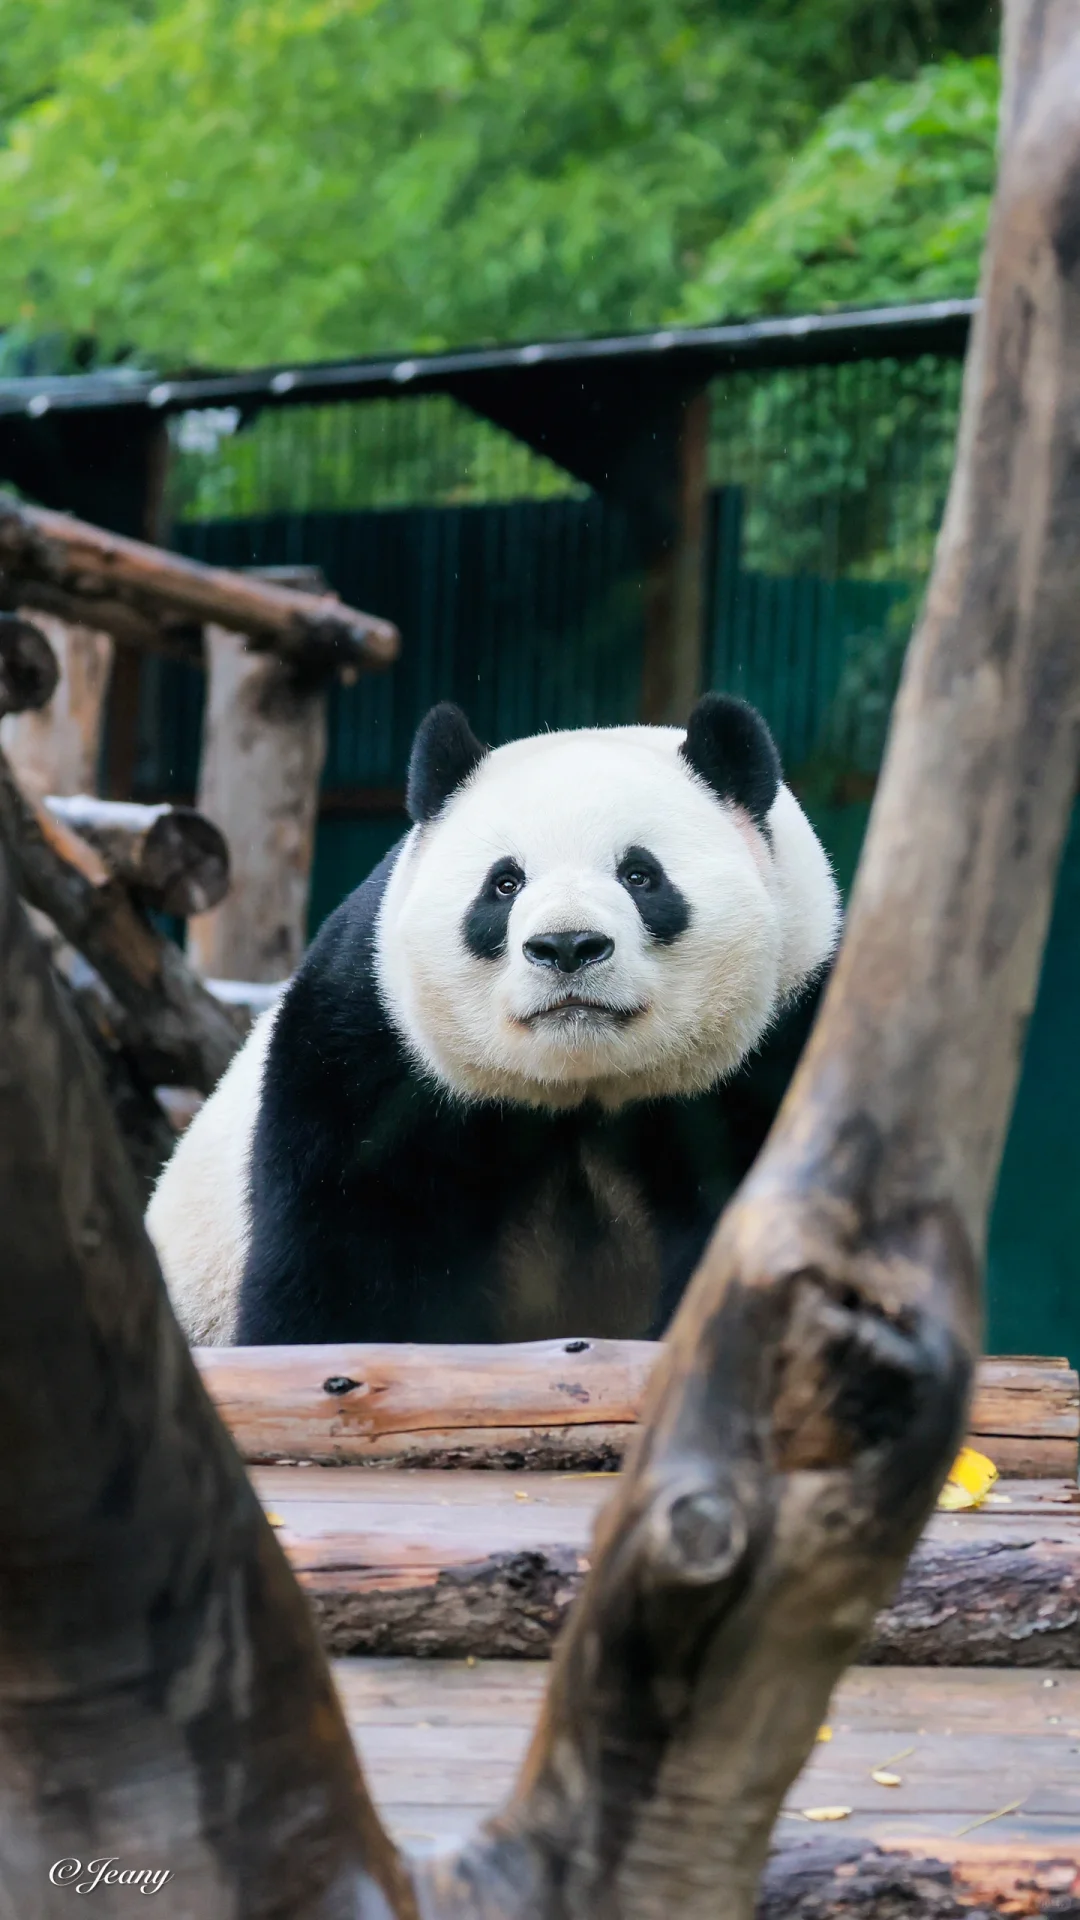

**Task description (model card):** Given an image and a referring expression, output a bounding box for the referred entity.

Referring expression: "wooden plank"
[333,1657,1080,1910]
[253,1468,1080,1664]
[200,1344,1080,1474]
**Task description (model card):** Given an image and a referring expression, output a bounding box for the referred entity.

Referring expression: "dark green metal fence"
[137,358,1080,1367]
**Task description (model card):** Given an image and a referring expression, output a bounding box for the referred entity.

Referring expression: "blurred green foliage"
[680,59,998,323]
[0,0,997,369]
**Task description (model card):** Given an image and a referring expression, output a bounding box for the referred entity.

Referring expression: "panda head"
[375,697,841,1108]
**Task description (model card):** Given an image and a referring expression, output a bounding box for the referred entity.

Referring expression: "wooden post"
[187,626,328,982]
[640,385,710,725]
[0,610,113,801]
[0,5,1076,1911]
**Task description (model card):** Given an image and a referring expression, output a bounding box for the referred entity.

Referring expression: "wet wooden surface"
[255,1469,1080,1663]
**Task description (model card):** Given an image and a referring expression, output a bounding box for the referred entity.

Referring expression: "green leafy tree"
[680,59,998,322]
[0,0,997,369]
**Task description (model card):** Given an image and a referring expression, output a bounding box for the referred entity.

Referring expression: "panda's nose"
[523,930,615,974]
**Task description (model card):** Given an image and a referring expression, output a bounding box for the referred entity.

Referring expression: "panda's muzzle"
[523,929,614,974]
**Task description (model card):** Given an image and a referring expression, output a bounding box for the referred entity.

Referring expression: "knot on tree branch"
[750,1193,979,1526]
[0,613,59,720]
[646,1483,749,1587]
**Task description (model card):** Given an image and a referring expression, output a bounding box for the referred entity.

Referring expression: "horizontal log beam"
[0,493,400,675]
[758,1841,1080,1920]
[44,794,230,918]
[250,1467,1080,1666]
[195,1343,1080,1476]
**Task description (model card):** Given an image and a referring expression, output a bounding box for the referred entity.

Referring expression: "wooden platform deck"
[336,1658,1080,1910]
[256,1466,1080,1662]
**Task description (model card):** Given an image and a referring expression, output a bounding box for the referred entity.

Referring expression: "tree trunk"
[0,4,1077,1913]
[0,611,113,801]
[187,625,327,982]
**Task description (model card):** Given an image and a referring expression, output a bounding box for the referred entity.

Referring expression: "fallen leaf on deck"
[264,1511,285,1528]
[816,1726,832,1744]
[937,1446,998,1510]
[953,1799,1025,1837]
[802,1807,852,1822]
[871,1769,902,1787]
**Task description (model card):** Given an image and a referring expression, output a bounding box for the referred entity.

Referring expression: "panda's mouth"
[520,996,646,1028]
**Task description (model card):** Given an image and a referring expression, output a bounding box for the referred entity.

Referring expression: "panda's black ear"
[680,693,781,827]
[406,704,489,824]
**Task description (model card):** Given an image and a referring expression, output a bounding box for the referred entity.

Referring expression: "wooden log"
[187,623,327,981]
[0,608,113,805]
[248,1467,1080,1666]
[30,911,179,1198]
[0,746,242,1091]
[44,794,230,918]
[0,492,399,675]
[195,1343,1080,1477]
[0,611,59,719]
[0,838,397,1918]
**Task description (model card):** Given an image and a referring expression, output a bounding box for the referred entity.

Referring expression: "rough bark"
[0,4,1076,1914]
[187,624,327,981]
[0,849,406,1920]
[27,912,180,1198]
[0,610,114,802]
[0,747,242,1091]
[268,1481,1080,1666]
[45,794,231,918]
[758,1841,1080,1920]
[0,492,399,674]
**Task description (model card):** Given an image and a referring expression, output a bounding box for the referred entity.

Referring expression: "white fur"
[145,1006,277,1344]
[146,719,841,1343]
[377,724,841,1108]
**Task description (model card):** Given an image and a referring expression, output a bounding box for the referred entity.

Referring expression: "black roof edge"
[0,298,977,422]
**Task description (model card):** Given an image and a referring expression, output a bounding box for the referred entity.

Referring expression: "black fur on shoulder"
[406,703,488,824]
[680,693,781,827]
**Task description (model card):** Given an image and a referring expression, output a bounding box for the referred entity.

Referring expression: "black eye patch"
[462,859,526,960]
[617,845,690,944]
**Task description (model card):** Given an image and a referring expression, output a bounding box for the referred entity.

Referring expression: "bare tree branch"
[0,844,412,1917]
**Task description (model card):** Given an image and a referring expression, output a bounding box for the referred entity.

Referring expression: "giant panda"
[146,694,841,1346]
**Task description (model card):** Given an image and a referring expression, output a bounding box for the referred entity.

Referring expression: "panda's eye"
[624,868,650,889]
[492,868,524,899]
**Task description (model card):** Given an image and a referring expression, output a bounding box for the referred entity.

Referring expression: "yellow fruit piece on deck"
[937,1447,998,1511]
